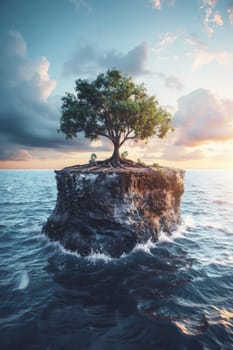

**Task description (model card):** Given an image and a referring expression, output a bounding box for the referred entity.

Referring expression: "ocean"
[0,169,233,350]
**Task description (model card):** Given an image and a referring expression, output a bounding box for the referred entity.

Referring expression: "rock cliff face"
[43,165,184,257]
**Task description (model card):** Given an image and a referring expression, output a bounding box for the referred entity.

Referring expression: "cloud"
[130,131,205,163]
[153,31,179,53]
[173,89,233,146]
[193,48,233,69]
[186,34,207,49]
[161,146,204,161]
[213,12,224,26]
[63,42,149,77]
[201,1,223,36]
[151,0,175,10]
[156,72,183,90]
[0,31,109,161]
[151,0,161,9]
[0,31,56,102]
[228,4,233,26]
[203,8,223,36]
[164,76,183,90]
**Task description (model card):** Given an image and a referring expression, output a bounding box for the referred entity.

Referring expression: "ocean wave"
[1,170,233,350]
[40,223,187,264]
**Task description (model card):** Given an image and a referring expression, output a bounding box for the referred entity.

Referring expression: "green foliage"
[121,151,128,159]
[89,153,97,164]
[152,162,163,172]
[137,158,146,166]
[60,69,173,161]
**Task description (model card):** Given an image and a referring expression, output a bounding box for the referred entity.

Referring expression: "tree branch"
[119,128,135,146]
[120,135,136,146]
[98,132,114,142]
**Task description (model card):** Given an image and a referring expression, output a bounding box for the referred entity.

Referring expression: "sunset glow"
[0,0,233,169]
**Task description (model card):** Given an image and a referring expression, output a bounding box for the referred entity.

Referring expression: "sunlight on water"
[206,306,233,328]
[219,308,233,327]
[174,315,209,336]
[174,320,199,336]
[228,256,233,264]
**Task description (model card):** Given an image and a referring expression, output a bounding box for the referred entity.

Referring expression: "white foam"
[39,217,190,262]
[158,231,173,243]
[131,238,156,254]
[56,243,81,258]
[183,214,195,228]
[86,250,112,263]
[44,239,113,263]
[158,221,187,243]
[15,270,29,290]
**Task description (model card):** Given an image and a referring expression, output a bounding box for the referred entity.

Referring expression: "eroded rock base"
[43,165,184,257]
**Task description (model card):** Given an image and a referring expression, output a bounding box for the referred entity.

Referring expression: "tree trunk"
[111,139,121,164]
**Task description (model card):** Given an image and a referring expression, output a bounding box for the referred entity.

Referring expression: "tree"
[60,69,173,166]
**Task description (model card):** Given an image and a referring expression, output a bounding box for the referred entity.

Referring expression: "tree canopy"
[60,69,173,166]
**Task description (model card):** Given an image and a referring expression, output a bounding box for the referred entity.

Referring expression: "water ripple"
[0,170,233,349]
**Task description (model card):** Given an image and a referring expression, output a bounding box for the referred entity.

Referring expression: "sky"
[0,0,233,169]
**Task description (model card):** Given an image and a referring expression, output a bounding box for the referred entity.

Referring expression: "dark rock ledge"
[43,164,185,257]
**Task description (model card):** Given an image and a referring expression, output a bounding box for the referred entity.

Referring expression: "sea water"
[0,169,233,349]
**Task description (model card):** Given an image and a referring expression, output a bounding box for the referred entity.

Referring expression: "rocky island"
[44,69,185,256]
[43,164,184,257]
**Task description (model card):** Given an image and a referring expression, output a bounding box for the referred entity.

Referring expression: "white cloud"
[186,34,207,49]
[203,8,224,36]
[153,32,179,53]
[201,0,223,36]
[28,56,56,101]
[203,8,214,36]
[193,48,233,70]
[0,31,86,161]
[213,12,223,26]
[228,4,233,26]
[173,89,233,146]
[0,31,56,102]
[161,146,204,161]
